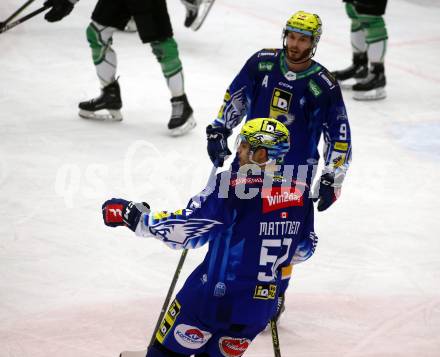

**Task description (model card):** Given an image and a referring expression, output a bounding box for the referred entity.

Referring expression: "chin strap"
[248,151,274,167]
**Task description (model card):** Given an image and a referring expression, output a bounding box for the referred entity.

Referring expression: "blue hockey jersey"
[135,169,314,327]
[213,48,352,184]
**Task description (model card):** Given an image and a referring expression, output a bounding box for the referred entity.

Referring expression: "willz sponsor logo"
[219,337,250,357]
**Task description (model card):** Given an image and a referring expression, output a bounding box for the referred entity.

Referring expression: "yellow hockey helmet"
[284,10,322,59]
[239,118,290,161]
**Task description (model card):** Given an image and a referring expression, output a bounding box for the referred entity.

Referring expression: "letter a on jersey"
[262,75,269,88]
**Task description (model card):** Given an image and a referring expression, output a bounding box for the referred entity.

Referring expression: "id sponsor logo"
[254,284,276,300]
[174,324,211,349]
[219,337,251,357]
[270,88,292,119]
[262,186,303,213]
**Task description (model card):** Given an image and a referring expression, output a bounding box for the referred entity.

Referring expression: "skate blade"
[190,0,215,31]
[338,78,365,90]
[169,115,197,137]
[119,350,147,357]
[353,87,386,101]
[79,109,123,121]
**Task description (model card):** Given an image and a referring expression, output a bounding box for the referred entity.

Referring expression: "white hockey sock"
[167,70,185,98]
[367,40,387,64]
[351,29,368,53]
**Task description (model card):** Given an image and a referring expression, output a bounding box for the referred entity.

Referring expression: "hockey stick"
[148,165,218,348]
[148,248,189,347]
[0,4,50,34]
[0,0,36,28]
[270,318,282,357]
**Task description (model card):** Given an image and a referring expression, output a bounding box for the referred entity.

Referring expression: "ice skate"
[181,0,201,28]
[353,63,386,101]
[78,80,123,121]
[182,0,216,31]
[168,94,196,136]
[332,52,368,90]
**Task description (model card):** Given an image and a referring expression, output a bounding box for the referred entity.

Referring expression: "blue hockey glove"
[44,0,75,22]
[102,198,150,232]
[206,124,232,167]
[313,172,343,212]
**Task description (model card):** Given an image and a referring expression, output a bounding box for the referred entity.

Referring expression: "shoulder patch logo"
[319,71,337,89]
[308,79,322,97]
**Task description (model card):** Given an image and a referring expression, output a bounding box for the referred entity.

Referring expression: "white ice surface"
[1,0,440,356]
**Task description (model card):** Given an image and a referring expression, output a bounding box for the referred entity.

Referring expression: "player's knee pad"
[151,38,183,78]
[345,3,362,32]
[359,15,388,43]
[86,22,115,65]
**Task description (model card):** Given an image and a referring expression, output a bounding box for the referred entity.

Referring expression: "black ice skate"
[332,52,368,90]
[353,63,386,101]
[168,94,196,136]
[182,0,200,28]
[182,0,216,31]
[78,80,123,121]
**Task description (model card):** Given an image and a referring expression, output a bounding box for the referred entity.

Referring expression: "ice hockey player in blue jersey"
[206,10,352,324]
[102,117,318,357]
[207,10,351,208]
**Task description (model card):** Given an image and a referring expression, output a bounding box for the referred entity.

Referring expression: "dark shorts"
[156,298,266,357]
[91,0,173,43]
[343,0,387,15]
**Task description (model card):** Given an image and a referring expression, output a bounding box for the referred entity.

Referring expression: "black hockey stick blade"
[1,0,36,27]
[0,5,49,34]
[191,0,216,31]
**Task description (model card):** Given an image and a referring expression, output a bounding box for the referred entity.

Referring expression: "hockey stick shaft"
[270,319,282,357]
[1,0,36,26]
[148,164,218,347]
[149,248,188,347]
[0,5,49,34]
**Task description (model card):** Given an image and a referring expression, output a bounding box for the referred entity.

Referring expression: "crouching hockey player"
[102,118,320,356]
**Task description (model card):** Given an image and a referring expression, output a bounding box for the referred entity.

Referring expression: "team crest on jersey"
[270,88,292,119]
